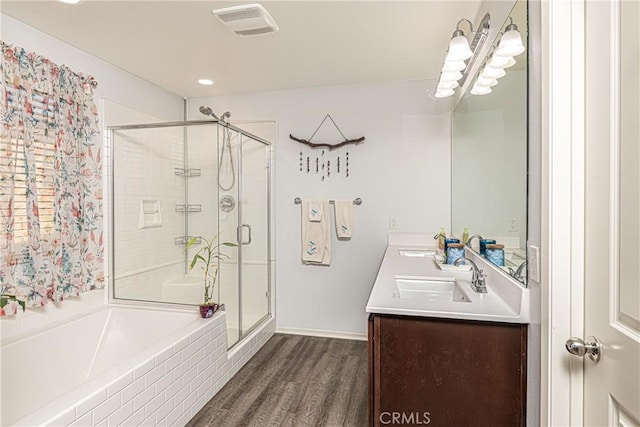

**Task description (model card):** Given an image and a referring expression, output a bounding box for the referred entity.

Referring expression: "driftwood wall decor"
[290,114,365,150]
[290,134,365,150]
[294,115,361,180]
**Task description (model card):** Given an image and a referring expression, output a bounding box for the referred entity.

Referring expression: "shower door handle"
[238,224,252,245]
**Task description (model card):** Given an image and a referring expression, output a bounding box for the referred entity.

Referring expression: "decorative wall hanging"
[293,115,362,181]
[290,114,365,150]
[346,152,350,178]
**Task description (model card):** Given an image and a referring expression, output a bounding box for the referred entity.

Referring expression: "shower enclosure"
[106,119,271,348]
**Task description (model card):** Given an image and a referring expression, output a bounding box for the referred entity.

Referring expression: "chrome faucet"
[454,257,487,293]
[465,234,483,247]
[509,261,527,283]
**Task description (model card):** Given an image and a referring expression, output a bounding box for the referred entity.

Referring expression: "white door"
[581,0,640,425]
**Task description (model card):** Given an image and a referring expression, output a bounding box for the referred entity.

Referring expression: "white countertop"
[366,243,530,324]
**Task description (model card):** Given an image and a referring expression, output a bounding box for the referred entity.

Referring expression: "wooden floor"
[187,334,369,427]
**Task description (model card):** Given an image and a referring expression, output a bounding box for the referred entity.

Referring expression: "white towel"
[308,200,323,222]
[334,200,353,239]
[301,200,331,265]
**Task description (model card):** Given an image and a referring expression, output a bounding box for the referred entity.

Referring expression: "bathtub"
[1,306,225,426]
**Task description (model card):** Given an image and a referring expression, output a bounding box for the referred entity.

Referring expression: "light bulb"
[446,35,473,61]
[440,71,463,83]
[481,67,506,79]
[435,88,455,98]
[438,80,459,90]
[475,76,498,88]
[488,55,516,69]
[471,85,492,95]
[441,60,466,73]
[494,29,525,57]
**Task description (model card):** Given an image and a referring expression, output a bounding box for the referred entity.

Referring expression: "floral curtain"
[0,41,103,316]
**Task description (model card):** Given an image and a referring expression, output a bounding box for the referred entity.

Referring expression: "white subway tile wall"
[112,125,186,303]
[47,313,276,427]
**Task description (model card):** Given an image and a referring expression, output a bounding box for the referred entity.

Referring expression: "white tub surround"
[366,235,529,324]
[1,306,275,427]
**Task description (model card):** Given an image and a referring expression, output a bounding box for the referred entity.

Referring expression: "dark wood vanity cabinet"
[368,314,527,427]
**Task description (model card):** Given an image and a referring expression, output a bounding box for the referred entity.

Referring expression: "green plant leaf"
[185,237,199,249]
[190,254,206,270]
[0,295,26,312]
[222,242,238,247]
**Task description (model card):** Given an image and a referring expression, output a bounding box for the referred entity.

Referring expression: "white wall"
[0,15,183,330]
[1,15,183,122]
[189,80,451,336]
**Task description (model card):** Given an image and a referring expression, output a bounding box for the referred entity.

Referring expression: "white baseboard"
[276,326,367,341]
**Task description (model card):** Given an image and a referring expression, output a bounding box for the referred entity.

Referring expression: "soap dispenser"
[462,227,469,245]
[435,227,446,257]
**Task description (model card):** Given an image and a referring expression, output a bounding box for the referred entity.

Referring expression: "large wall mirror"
[451,0,528,285]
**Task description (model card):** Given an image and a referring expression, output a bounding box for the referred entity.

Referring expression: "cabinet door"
[373,315,526,427]
[368,314,375,426]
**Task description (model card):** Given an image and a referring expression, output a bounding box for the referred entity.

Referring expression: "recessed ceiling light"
[197,79,215,86]
[59,0,82,4]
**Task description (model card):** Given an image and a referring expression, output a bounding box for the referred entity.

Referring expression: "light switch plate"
[389,217,398,231]
[528,245,540,283]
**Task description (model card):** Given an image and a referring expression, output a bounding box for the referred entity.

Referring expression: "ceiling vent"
[212,4,279,37]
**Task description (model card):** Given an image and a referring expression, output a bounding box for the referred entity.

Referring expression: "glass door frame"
[106,120,271,325]
[235,131,272,343]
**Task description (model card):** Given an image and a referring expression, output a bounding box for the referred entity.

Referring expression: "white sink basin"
[393,276,471,303]
[398,248,436,258]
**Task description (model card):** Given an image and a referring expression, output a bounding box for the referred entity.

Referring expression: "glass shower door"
[238,133,270,336]
[216,126,240,346]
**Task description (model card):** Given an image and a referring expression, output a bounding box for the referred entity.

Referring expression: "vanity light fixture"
[471,86,492,96]
[488,55,516,69]
[435,13,491,98]
[494,18,526,57]
[475,76,498,88]
[480,66,506,80]
[471,17,526,96]
[441,61,467,73]
[440,71,463,83]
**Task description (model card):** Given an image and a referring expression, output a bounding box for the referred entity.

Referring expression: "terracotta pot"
[199,303,219,318]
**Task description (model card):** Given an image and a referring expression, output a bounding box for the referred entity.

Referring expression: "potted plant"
[0,291,26,316]
[186,234,237,318]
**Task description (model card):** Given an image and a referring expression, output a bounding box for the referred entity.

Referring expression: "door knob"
[565,336,602,362]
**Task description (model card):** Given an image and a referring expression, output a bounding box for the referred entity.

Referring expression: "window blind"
[0,89,56,249]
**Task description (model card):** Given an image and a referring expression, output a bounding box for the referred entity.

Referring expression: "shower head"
[199,105,220,120]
